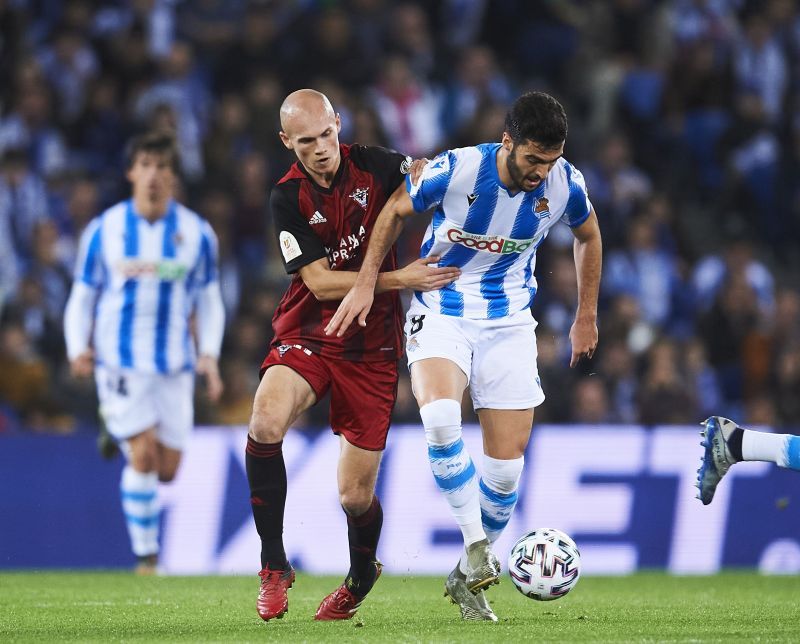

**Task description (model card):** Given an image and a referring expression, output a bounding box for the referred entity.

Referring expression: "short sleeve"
[561,162,592,228]
[349,144,411,197]
[405,150,455,213]
[197,220,220,286]
[73,217,104,287]
[270,183,328,274]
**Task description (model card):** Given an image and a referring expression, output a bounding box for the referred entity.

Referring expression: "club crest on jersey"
[400,155,413,174]
[277,344,292,357]
[534,197,551,218]
[349,187,369,209]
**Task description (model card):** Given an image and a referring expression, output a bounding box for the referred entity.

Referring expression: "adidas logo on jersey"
[309,211,327,225]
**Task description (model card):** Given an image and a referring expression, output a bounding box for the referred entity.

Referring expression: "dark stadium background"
[0,0,798,573]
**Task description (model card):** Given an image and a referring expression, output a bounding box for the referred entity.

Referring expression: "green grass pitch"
[2,571,799,642]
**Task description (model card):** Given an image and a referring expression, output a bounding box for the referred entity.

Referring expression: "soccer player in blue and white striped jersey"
[327,92,602,620]
[64,131,225,573]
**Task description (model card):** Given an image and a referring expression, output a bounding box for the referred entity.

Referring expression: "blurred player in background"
[64,131,225,574]
[327,91,602,621]
[697,416,800,504]
[246,89,459,622]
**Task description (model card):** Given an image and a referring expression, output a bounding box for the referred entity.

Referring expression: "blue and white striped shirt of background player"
[405,142,592,320]
[64,199,225,374]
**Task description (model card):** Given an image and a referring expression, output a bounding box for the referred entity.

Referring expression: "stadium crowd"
[0,0,798,435]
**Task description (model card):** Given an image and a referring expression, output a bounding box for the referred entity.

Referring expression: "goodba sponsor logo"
[116,259,188,279]
[446,227,537,254]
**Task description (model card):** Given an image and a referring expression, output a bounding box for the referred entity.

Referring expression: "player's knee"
[340,488,373,517]
[420,398,462,445]
[129,447,157,472]
[248,409,289,444]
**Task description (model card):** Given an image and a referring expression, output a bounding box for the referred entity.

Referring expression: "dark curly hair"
[504,92,568,150]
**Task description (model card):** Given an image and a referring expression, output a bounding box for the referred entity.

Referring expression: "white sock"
[743,430,800,470]
[121,465,159,557]
[459,454,524,575]
[420,399,485,548]
[479,454,524,543]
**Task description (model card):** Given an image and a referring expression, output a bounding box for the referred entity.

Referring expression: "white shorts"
[404,302,545,410]
[95,366,195,450]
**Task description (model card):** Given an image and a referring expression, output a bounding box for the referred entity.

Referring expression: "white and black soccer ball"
[508,528,581,601]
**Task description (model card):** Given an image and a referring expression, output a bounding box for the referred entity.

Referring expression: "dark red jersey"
[269,144,410,362]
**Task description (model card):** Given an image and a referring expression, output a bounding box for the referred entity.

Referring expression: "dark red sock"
[345,496,383,597]
[246,436,288,570]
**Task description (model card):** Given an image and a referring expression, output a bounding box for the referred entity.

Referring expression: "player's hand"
[569,317,598,368]
[397,256,460,292]
[325,283,375,337]
[196,354,224,403]
[69,350,94,378]
[408,158,429,185]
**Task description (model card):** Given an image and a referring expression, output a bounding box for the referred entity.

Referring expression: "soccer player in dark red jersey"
[246,89,460,622]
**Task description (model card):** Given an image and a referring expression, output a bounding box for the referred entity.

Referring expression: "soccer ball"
[508,528,581,601]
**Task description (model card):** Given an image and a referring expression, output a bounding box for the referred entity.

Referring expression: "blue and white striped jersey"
[67,199,221,373]
[407,143,592,319]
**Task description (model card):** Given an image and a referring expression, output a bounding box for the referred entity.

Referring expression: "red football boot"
[314,561,382,621]
[256,565,295,621]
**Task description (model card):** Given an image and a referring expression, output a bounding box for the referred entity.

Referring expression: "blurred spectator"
[370,55,445,158]
[536,327,577,423]
[36,27,98,124]
[698,271,765,411]
[773,341,800,427]
[386,3,438,79]
[0,319,58,430]
[135,41,210,180]
[0,80,67,177]
[72,77,128,180]
[597,338,639,424]
[637,338,698,425]
[175,0,241,62]
[288,7,374,91]
[441,44,514,140]
[603,214,682,328]
[0,148,50,269]
[0,1,797,431]
[733,9,788,125]
[215,356,256,425]
[571,377,614,424]
[684,337,723,419]
[536,249,580,365]
[92,0,176,60]
[582,132,652,246]
[691,230,775,317]
[204,93,253,182]
[214,4,280,93]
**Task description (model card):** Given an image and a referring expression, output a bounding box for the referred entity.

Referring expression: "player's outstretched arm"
[324,184,418,337]
[569,208,602,368]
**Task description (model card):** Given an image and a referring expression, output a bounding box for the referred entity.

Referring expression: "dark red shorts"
[261,345,398,451]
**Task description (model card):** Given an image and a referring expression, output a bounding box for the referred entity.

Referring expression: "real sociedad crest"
[534,197,551,219]
[349,187,369,209]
